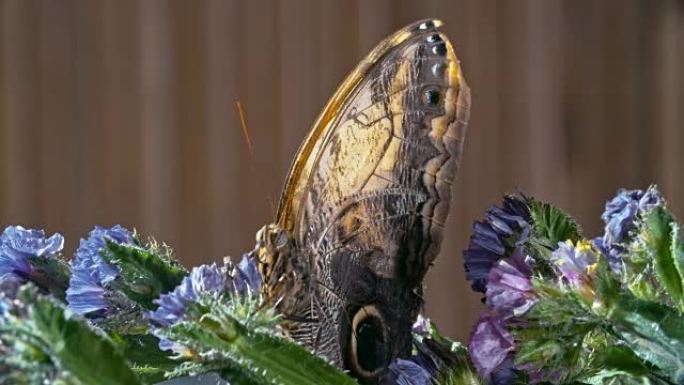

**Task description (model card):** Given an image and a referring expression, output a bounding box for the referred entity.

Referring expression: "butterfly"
[255,19,470,384]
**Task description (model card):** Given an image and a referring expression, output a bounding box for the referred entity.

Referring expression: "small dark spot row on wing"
[422,88,441,107]
[426,34,442,43]
[417,20,437,31]
[432,43,447,56]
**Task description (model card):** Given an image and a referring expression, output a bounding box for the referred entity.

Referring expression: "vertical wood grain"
[525,0,566,203]
[139,1,181,250]
[654,0,684,217]
[0,0,4,221]
[236,0,282,251]
[73,1,107,238]
[357,0,395,55]
[205,0,242,259]
[563,1,610,235]
[279,0,319,169]
[101,0,142,231]
[171,0,212,263]
[2,0,42,226]
[318,1,358,101]
[39,0,79,251]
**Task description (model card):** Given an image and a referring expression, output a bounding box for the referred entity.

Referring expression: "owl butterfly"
[255,19,470,384]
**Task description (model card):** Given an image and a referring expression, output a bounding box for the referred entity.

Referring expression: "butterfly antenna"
[267,196,276,219]
[236,100,253,155]
[235,100,277,218]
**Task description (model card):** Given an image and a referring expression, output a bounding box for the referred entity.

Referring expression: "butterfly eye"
[422,88,441,107]
[348,305,389,381]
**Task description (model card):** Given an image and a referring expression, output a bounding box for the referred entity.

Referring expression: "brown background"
[1,0,683,342]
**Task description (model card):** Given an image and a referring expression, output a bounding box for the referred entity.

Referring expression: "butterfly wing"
[274,19,470,381]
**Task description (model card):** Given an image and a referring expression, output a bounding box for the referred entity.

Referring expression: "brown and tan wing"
[277,18,469,284]
[274,19,470,381]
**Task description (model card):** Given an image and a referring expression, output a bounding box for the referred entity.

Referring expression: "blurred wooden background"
[1,0,683,342]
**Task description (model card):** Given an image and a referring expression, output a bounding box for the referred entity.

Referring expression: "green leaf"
[608,291,684,384]
[515,339,563,366]
[670,222,684,308]
[27,255,71,301]
[529,199,581,251]
[594,257,622,315]
[103,241,187,309]
[433,351,485,385]
[157,294,356,385]
[11,286,143,385]
[435,366,483,385]
[114,333,179,383]
[581,346,665,384]
[597,347,649,375]
[164,320,356,385]
[583,370,671,385]
[636,208,684,310]
[533,199,581,245]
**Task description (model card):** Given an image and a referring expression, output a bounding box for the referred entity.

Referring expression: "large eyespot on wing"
[276,18,470,282]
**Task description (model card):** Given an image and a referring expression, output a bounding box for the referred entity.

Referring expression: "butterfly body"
[257,19,470,383]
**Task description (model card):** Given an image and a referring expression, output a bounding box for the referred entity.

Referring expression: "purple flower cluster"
[469,314,516,383]
[463,195,532,293]
[386,359,432,385]
[467,227,605,383]
[0,226,64,282]
[66,225,134,315]
[0,274,22,302]
[485,249,537,320]
[411,314,431,337]
[468,248,536,383]
[0,272,23,315]
[148,254,260,351]
[148,263,227,328]
[462,195,550,383]
[550,240,597,289]
[236,253,261,293]
[466,189,633,384]
[596,186,662,269]
[0,226,64,298]
[461,195,539,383]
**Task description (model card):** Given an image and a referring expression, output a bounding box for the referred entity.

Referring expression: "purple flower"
[66,225,134,315]
[385,358,432,385]
[149,254,261,352]
[486,249,537,319]
[149,254,261,329]
[0,274,23,316]
[412,314,431,337]
[464,195,532,293]
[490,360,516,385]
[149,263,227,328]
[469,313,516,382]
[149,262,232,352]
[233,253,261,293]
[550,240,596,288]
[0,226,64,282]
[0,273,22,302]
[599,186,662,268]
